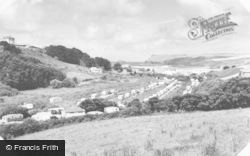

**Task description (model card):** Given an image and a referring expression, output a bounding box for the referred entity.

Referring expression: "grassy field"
[16,108,250,156]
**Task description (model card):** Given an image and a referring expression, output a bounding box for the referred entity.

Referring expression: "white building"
[31,112,52,121]
[124,93,130,98]
[118,95,124,100]
[104,107,119,113]
[21,103,34,110]
[89,67,103,74]
[50,97,63,103]
[117,101,126,109]
[110,89,116,94]
[121,64,130,68]
[48,107,66,119]
[91,93,98,99]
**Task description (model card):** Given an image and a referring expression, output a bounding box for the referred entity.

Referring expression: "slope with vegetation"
[46,45,111,70]
[0,42,66,90]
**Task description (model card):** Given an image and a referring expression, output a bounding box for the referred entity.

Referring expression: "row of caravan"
[116,79,175,101]
[90,89,117,99]
[183,79,200,95]
[143,80,181,102]
[31,106,120,121]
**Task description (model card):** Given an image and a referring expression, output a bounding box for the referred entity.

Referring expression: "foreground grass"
[17,108,250,156]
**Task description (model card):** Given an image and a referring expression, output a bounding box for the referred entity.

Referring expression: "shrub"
[79,99,116,112]
[72,77,78,84]
[148,97,160,112]
[113,62,122,72]
[50,79,63,89]
[62,78,76,88]
[223,66,230,70]
[50,78,76,88]
[0,41,21,54]
[28,109,39,116]
[0,83,18,97]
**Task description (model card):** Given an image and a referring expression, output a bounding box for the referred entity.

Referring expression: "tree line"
[46,45,111,70]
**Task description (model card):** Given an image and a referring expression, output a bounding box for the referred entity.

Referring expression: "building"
[120,69,130,75]
[90,67,103,74]
[21,103,34,110]
[0,36,15,44]
[104,107,119,113]
[48,107,66,119]
[50,97,63,103]
[241,69,250,78]
[31,112,52,121]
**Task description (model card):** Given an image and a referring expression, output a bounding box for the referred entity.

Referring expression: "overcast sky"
[0,0,250,61]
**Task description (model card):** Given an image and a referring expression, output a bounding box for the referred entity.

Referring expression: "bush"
[79,99,117,112]
[223,66,230,70]
[62,78,76,88]
[0,41,21,54]
[113,63,122,72]
[148,97,160,112]
[0,83,18,96]
[50,79,63,89]
[50,78,76,88]
[72,77,78,84]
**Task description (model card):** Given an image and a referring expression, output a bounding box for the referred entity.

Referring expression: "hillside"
[145,53,250,67]
[207,68,241,79]
[16,108,250,156]
[18,45,97,81]
[0,43,66,90]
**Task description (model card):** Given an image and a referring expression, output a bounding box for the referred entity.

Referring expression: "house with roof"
[0,36,15,44]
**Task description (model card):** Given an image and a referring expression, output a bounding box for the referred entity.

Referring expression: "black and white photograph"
[0,0,250,155]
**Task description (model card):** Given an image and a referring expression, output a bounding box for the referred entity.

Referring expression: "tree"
[113,63,122,72]
[95,57,111,71]
[148,97,159,112]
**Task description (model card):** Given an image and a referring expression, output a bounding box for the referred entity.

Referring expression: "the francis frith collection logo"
[188,12,237,40]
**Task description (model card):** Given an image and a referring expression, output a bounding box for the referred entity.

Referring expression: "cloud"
[0,0,249,61]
